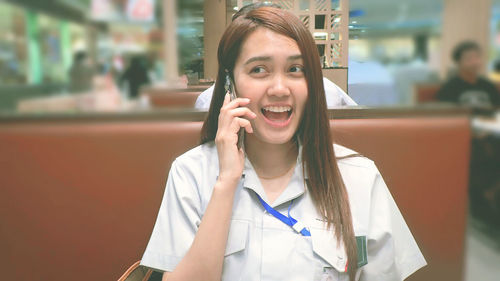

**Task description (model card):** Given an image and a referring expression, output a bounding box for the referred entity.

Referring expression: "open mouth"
[261,105,293,127]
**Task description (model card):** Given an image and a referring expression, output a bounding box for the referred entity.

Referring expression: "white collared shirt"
[141,142,426,280]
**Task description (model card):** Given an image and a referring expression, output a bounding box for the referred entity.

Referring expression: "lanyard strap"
[257,194,311,236]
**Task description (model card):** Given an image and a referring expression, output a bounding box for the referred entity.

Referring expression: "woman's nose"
[267,74,291,97]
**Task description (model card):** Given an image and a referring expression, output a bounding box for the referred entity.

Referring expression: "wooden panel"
[203,0,227,80]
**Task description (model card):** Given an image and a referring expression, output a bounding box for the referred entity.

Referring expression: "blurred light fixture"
[349,10,365,18]
[233,6,238,11]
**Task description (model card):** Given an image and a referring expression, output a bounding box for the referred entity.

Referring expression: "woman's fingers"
[233,117,253,134]
[215,95,253,182]
[218,97,255,130]
[221,97,251,111]
[218,94,254,141]
[229,107,257,120]
[219,109,255,133]
[223,93,230,106]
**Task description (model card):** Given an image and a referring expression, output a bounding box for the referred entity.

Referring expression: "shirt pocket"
[310,227,349,281]
[222,220,250,281]
[224,219,249,256]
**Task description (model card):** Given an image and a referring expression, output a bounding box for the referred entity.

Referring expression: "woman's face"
[233,27,308,145]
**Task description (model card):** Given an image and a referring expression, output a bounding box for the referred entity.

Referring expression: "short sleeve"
[359,172,427,281]
[140,159,202,272]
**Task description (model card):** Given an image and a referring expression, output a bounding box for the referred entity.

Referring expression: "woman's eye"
[289,65,304,73]
[250,66,266,74]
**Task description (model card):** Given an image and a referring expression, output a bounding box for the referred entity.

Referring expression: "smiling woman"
[233,28,308,143]
[140,4,426,281]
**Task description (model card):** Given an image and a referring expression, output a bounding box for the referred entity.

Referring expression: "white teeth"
[262,106,292,113]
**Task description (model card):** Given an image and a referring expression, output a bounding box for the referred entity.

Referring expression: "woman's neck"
[244,134,298,179]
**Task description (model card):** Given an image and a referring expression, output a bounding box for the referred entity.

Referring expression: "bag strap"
[118,260,153,281]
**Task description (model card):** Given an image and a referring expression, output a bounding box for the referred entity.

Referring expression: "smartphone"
[225,74,245,150]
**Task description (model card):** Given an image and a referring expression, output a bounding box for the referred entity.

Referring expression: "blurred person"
[112,54,125,77]
[436,41,500,107]
[141,5,426,281]
[120,55,151,99]
[469,132,500,225]
[194,2,356,110]
[69,51,94,93]
[149,52,165,83]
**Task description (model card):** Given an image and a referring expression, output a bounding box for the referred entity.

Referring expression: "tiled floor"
[464,216,500,281]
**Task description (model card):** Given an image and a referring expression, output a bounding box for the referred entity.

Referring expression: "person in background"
[436,41,500,107]
[120,55,151,99]
[69,51,94,93]
[194,2,356,110]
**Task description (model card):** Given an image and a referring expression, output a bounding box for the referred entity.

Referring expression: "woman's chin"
[249,129,296,145]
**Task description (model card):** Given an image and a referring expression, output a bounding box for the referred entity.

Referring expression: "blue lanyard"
[257,194,311,236]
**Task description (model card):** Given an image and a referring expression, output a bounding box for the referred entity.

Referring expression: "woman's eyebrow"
[288,54,302,61]
[244,54,302,66]
[244,56,271,65]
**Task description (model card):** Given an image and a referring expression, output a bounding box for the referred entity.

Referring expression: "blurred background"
[0,1,499,281]
[1,0,500,110]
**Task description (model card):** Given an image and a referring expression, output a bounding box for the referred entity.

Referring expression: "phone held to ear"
[225,73,245,150]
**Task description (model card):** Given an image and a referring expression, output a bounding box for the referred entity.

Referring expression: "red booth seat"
[141,86,204,108]
[0,115,470,281]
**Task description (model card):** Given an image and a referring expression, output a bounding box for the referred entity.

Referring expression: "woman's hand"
[215,94,256,185]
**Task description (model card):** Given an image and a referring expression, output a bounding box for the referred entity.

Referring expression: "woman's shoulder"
[333,143,377,172]
[168,142,219,205]
[333,143,382,196]
[173,141,218,171]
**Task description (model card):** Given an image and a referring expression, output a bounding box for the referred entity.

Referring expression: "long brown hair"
[200,7,357,279]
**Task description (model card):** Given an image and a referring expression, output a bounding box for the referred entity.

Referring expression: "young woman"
[141,6,426,281]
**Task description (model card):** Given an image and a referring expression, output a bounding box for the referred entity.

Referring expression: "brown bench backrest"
[414,84,441,103]
[0,116,470,281]
[143,91,201,108]
[331,117,470,281]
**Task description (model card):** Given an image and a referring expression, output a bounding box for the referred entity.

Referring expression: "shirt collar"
[242,142,308,208]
